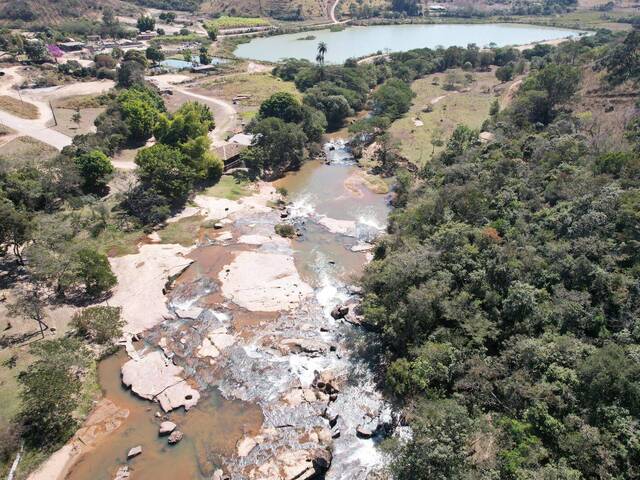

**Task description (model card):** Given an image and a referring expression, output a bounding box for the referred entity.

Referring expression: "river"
[67,142,391,480]
[234,23,585,63]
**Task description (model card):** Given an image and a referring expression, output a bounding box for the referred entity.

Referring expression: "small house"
[427,4,448,14]
[191,64,217,73]
[137,31,159,41]
[58,41,85,52]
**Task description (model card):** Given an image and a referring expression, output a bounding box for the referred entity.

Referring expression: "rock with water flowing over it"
[212,470,228,480]
[127,446,142,459]
[113,465,130,480]
[167,430,183,444]
[278,338,331,355]
[330,304,349,319]
[159,421,176,435]
[248,448,332,480]
[237,436,258,457]
[313,369,345,394]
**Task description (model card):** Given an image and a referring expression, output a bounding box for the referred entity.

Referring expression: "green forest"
[362,29,640,479]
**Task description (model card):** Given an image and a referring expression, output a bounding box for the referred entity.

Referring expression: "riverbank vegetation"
[0,51,225,476]
[361,28,640,479]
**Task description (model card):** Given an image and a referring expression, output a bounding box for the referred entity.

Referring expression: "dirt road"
[0,67,114,150]
[330,0,340,23]
[149,74,238,146]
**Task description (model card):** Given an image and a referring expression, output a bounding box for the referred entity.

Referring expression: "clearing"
[195,72,298,122]
[51,95,107,137]
[389,68,509,166]
[204,174,252,200]
[0,136,58,165]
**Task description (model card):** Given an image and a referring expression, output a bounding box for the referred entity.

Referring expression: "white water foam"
[288,193,316,218]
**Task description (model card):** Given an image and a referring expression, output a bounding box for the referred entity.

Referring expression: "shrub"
[71,306,124,345]
[275,223,296,238]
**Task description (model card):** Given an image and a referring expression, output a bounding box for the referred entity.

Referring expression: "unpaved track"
[149,74,238,146]
[330,0,340,23]
[0,67,114,150]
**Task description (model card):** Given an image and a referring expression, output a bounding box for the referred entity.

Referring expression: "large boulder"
[127,446,142,459]
[114,466,130,480]
[168,430,183,444]
[330,304,349,319]
[279,338,331,355]
[237,436,257,457]
[121,350,200,412]
[313,369,345,394]
[159,421,176,435]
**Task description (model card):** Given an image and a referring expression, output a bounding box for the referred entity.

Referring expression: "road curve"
[174,88,237,146]
[0,69,114,150]
[329,0,340,23]
[0,109,72,149]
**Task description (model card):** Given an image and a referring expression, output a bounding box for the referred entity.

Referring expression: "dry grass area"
[0,296,78,428]
[0,95,39,119]
[570,66,639,154]
[200,0,327,20]
[0,123,15,136]
[513,9,634,31]
[0,0,137,26]
[51,106,104,137]
[389,68,507,166]
[0,136,58,165]
[54,94,105,110]
[51,94,107,136]
[195,72,299,118]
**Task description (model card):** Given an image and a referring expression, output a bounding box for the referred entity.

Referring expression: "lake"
[234,23,584,63]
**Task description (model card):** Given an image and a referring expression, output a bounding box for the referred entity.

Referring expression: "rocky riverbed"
[65,141,396,480]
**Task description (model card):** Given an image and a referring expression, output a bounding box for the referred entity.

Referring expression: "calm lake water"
[234,23,584,63]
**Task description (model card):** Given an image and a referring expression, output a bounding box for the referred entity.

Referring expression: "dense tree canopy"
[243,117,307,178]
[362,30,640,480]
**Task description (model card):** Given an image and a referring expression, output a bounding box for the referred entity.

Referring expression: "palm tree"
[316,41,327,65]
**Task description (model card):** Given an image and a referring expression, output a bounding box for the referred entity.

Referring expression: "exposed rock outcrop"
[127,446,142,459]
[167,430,183,444]
[159,421,176,435]
[121,350,200,412]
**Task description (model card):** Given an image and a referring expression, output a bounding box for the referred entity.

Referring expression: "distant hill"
[0,0,138,26]
[200,0,329,20]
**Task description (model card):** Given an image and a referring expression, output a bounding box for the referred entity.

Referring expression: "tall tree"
[316,41,327,66]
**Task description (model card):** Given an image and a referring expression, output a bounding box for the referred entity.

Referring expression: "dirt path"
[177,88,237,145]
[0,68,114,150]
[150,74,238,146]
[504,79,523,104]
[430,94,448,105]
[329,0,340,23]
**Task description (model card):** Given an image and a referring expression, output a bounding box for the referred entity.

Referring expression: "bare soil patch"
[0,95,39,119]
[0,136,58,165]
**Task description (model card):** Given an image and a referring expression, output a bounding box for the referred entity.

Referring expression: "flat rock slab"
[219,251,313,312]
[122,350,200,412]
[159,421,176,435]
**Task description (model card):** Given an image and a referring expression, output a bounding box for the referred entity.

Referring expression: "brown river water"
[67,141,391,480]
[66,351,264,480]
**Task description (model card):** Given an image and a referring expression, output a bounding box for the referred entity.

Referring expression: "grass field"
[54,94,106,110]
[0,95,39,119]
[0,136,58,165]
[51,96,105,137]
[204,174,252,200]
[511,9,634,31]
[389,69,504,166]
[159,214,205,246]
[208,15,270,29]
[197,72,299,117]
